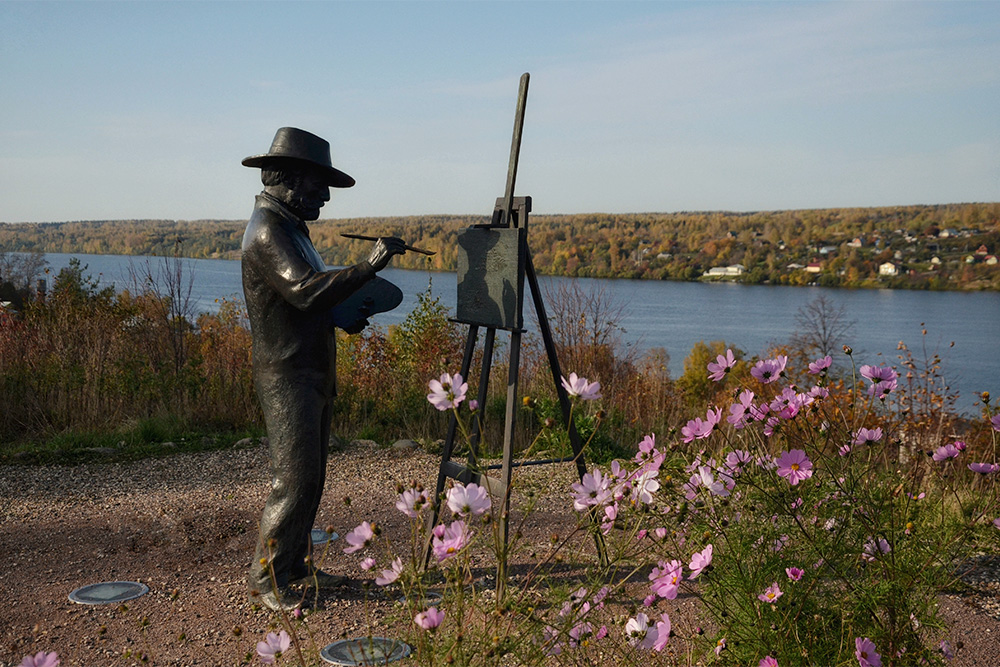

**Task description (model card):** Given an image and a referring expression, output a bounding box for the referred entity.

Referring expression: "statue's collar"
[258,192,310,237]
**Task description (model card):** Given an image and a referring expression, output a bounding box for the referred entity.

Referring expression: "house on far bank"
[846,237,865,248]
[703,264,745,277]
[986,255,998,266]
[975,244,989,256]
[805,262,822,274]
[879,262,899,276]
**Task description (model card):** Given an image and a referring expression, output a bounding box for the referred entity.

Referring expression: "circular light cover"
[319,637,412,665]
[69,581,149,605]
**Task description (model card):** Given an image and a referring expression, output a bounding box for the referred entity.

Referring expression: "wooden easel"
[429,74,594,596]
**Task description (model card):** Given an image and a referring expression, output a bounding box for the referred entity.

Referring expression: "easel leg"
[496,329,521,599]
[525,252,608,567]
[467,328,496,477]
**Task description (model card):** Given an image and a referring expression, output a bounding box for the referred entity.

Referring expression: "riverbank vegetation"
[2,202,999,291]
[1,257,994,471]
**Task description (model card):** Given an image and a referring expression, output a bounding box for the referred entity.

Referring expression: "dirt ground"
[1,441,998,666]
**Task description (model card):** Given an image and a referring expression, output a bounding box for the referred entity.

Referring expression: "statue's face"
[283,167,330,221]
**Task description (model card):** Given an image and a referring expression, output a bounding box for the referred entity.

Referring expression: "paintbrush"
[340,233,436,256]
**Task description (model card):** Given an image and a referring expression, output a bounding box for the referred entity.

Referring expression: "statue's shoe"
[289,569,347,589]
[257,587,302,611]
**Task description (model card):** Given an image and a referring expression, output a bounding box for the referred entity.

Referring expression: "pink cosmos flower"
[414,606,445,630]
[625,612,659,650]
[994,518,1000,530]
[652,613,672,651]
[860,365,898,398]
[635,434,658,463]
[568,621,603,648]
[343,521,375,553]
[808,355,833,375]
[601,503,618,534]
[775,450,813,486]
[861,364,895,381]
[540,626,562,656]
[446,482,491,517]
[681,407,723,443]
[759,657,779,667]
[375,557,404,586]
[751,355,787,384]
[360,557,376,571]
[707,349,736,382]
[431,520,470,561]
[18,653,59,667]
[852,427,883,446]
[855,637,883,667]
[696,465,732,497]
[992,414,1000,432]
[727,389,756,428]
[571,469,612,511]
[939,640,955,659]
[396,487,430,518]
[257,630,291,665]
[649,559,683,599]
[786,567,804,581]
[758,582,783,603]
[725,448,752,473]
[631,469,661,504]
[688,544,713,579]
[750,400,770,422]
[862,537,891,561]
[968,462,999,475]
[809,385,830,399]
[839,444,852,457]
[933,443,961,461]
[769,386,812,420]
[427,372,468,411]
[561,372,602,400]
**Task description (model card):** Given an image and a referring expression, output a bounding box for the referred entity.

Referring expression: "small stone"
[392,439,419,451]
[83,447,118,455]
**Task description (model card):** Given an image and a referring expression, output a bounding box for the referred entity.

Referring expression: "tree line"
[2,202,998,290]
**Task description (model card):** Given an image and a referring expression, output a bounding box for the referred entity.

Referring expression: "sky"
[1,1,998,224]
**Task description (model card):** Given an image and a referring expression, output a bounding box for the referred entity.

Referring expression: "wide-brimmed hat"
[242,127,355,188]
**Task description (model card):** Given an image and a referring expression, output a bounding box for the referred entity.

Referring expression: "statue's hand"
[342,318,369,335]
[366,237,407,272]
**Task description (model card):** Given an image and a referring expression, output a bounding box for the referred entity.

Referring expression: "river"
[33,252,1000,415]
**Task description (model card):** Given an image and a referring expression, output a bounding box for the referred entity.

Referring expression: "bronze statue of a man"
[241,127,406,611]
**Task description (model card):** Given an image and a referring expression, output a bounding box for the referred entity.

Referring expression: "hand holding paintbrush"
[341,233,436,256]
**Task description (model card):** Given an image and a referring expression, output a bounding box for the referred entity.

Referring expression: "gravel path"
[1,441,998,666]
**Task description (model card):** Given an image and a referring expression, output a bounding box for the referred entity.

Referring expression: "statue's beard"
[283,189,324,221]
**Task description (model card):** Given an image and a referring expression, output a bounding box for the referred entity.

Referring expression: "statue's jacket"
[241,193,374,397]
